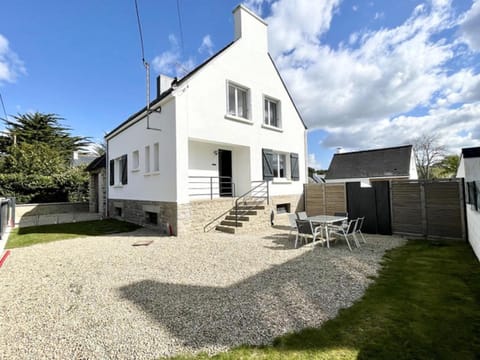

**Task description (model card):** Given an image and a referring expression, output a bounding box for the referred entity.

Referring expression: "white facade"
[457,151,480,261]
[106,5,306,207]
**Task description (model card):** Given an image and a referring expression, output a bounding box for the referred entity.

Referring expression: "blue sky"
[1,0,479,170]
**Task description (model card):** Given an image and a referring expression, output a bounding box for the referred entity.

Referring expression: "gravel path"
[0,222,405,359]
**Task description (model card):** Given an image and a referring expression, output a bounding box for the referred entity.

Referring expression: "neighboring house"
[105,5,307,235]
[324,145,418,185]
[71,151,97,167]
[456,146,480,261]
[85,154,106,216]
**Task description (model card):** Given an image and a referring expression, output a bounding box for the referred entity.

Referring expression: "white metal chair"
[355,217,367,244]
[287,213,298,240]
[294,219,324,248]
[296,211,308,220]
[328,218,359,251]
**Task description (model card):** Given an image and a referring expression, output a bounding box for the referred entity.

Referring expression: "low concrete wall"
[18,213,103,228]
[16,202,89,218]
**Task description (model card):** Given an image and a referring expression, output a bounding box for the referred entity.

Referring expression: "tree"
[413,134,446,180]
[2,142,67,176]
[1,112,90,162]
[436,154,460,178]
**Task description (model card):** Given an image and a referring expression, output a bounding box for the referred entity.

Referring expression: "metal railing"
[203,180,269,232]
[234,181,269,227]
[0,197,15,240]
[188,176,235,199]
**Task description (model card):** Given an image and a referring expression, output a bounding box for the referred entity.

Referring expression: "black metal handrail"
[188,176,235,199]
[203,180,269,232]
[234,181,269,227]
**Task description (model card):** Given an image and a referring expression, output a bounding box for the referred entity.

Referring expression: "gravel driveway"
[0,222,405,359]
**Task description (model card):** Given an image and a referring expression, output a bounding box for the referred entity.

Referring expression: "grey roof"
[325,145,413,180]
[462,146,480,158]
[85,154,106,172]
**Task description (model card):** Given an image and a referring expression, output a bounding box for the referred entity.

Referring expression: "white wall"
[461,157,480,261]
[107,99,177,202]
[173,6,306,202]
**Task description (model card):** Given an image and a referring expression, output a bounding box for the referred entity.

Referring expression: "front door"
[218,149,232,197]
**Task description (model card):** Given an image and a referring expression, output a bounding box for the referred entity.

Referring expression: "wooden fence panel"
[391,180,465,240]
[304,183,346,216]
[391,182,424,235]
[425,182,464,239]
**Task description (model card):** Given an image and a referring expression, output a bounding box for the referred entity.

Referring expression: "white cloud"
[265,0,480,154]
[242,0,272,16]
[152,34,195,78]
[459,0,480,51]
[0,34,25,84]
[308,153,322,169]
[198,35,214,56]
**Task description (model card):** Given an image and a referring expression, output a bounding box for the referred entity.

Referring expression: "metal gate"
[346,181,392,235]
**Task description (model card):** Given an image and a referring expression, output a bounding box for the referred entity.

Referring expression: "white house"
[105,5,307,235]
[456,146,480,261]
[324,145,418,185]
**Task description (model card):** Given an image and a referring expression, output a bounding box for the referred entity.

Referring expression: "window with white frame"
[264,97,280,128]
[145,145,151,173]
[227,82,249,119]
[153,143,160,172]
[272,152,287,178]
[132,150,139,171]
[109,154,128,185]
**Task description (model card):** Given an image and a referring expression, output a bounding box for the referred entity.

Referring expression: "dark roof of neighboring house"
[461,146,480,158]
[105,39,307,139]
[85,154,106,172]
[325,145,413,180]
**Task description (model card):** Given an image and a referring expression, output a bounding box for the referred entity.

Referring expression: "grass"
[172,240,480,360]
[5,219,141,249]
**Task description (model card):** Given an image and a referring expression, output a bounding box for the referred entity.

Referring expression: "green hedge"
[0,168,89,204]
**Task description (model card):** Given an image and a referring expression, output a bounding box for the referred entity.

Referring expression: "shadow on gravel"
[118,247,361,350]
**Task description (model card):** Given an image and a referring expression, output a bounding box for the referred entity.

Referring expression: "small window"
[276,203,290,214]
[153,143,160,172]
[227,82,249,119]
[132,150,139,170]
[264,97,280,127]
[145,211,158,225]
[145,145,151,173]
[115,207,123,217]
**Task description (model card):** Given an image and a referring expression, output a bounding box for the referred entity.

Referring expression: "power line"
[134,0,146,65]
[176,0,185,56]
[0,92,8,121]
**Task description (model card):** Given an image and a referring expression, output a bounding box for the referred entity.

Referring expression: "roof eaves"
[267,53,307,129]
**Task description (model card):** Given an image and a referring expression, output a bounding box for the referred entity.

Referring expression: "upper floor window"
[132,150,139,171]
[227,82,249,119]
[264,97,280,128]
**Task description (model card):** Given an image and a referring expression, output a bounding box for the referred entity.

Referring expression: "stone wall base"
[108,199,177,235]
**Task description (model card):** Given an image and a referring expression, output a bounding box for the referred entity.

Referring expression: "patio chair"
[296,211,308,220]
[355,216,367,244]
[295,219,324,248]
[287,213,298,240]
[328,218,359,251]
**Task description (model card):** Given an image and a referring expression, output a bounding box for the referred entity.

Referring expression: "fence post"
[420,182,427,239]
[210,177,213,200]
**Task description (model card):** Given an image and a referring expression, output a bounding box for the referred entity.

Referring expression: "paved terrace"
[0,220,405,359]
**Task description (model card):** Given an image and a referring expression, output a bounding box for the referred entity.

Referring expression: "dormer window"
[264,96,281,128]
[227,81,249,119]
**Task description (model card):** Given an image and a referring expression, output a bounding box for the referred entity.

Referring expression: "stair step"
[220,220,243,227]
[215,225,236,234]
[230,210,257,216]
[237,205,265,210]
[225,215,250,221]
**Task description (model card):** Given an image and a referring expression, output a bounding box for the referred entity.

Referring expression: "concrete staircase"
[215,202,266,234]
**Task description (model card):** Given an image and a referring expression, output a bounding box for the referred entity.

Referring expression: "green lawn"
[6,219,141,249]
[172,240,480,360]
